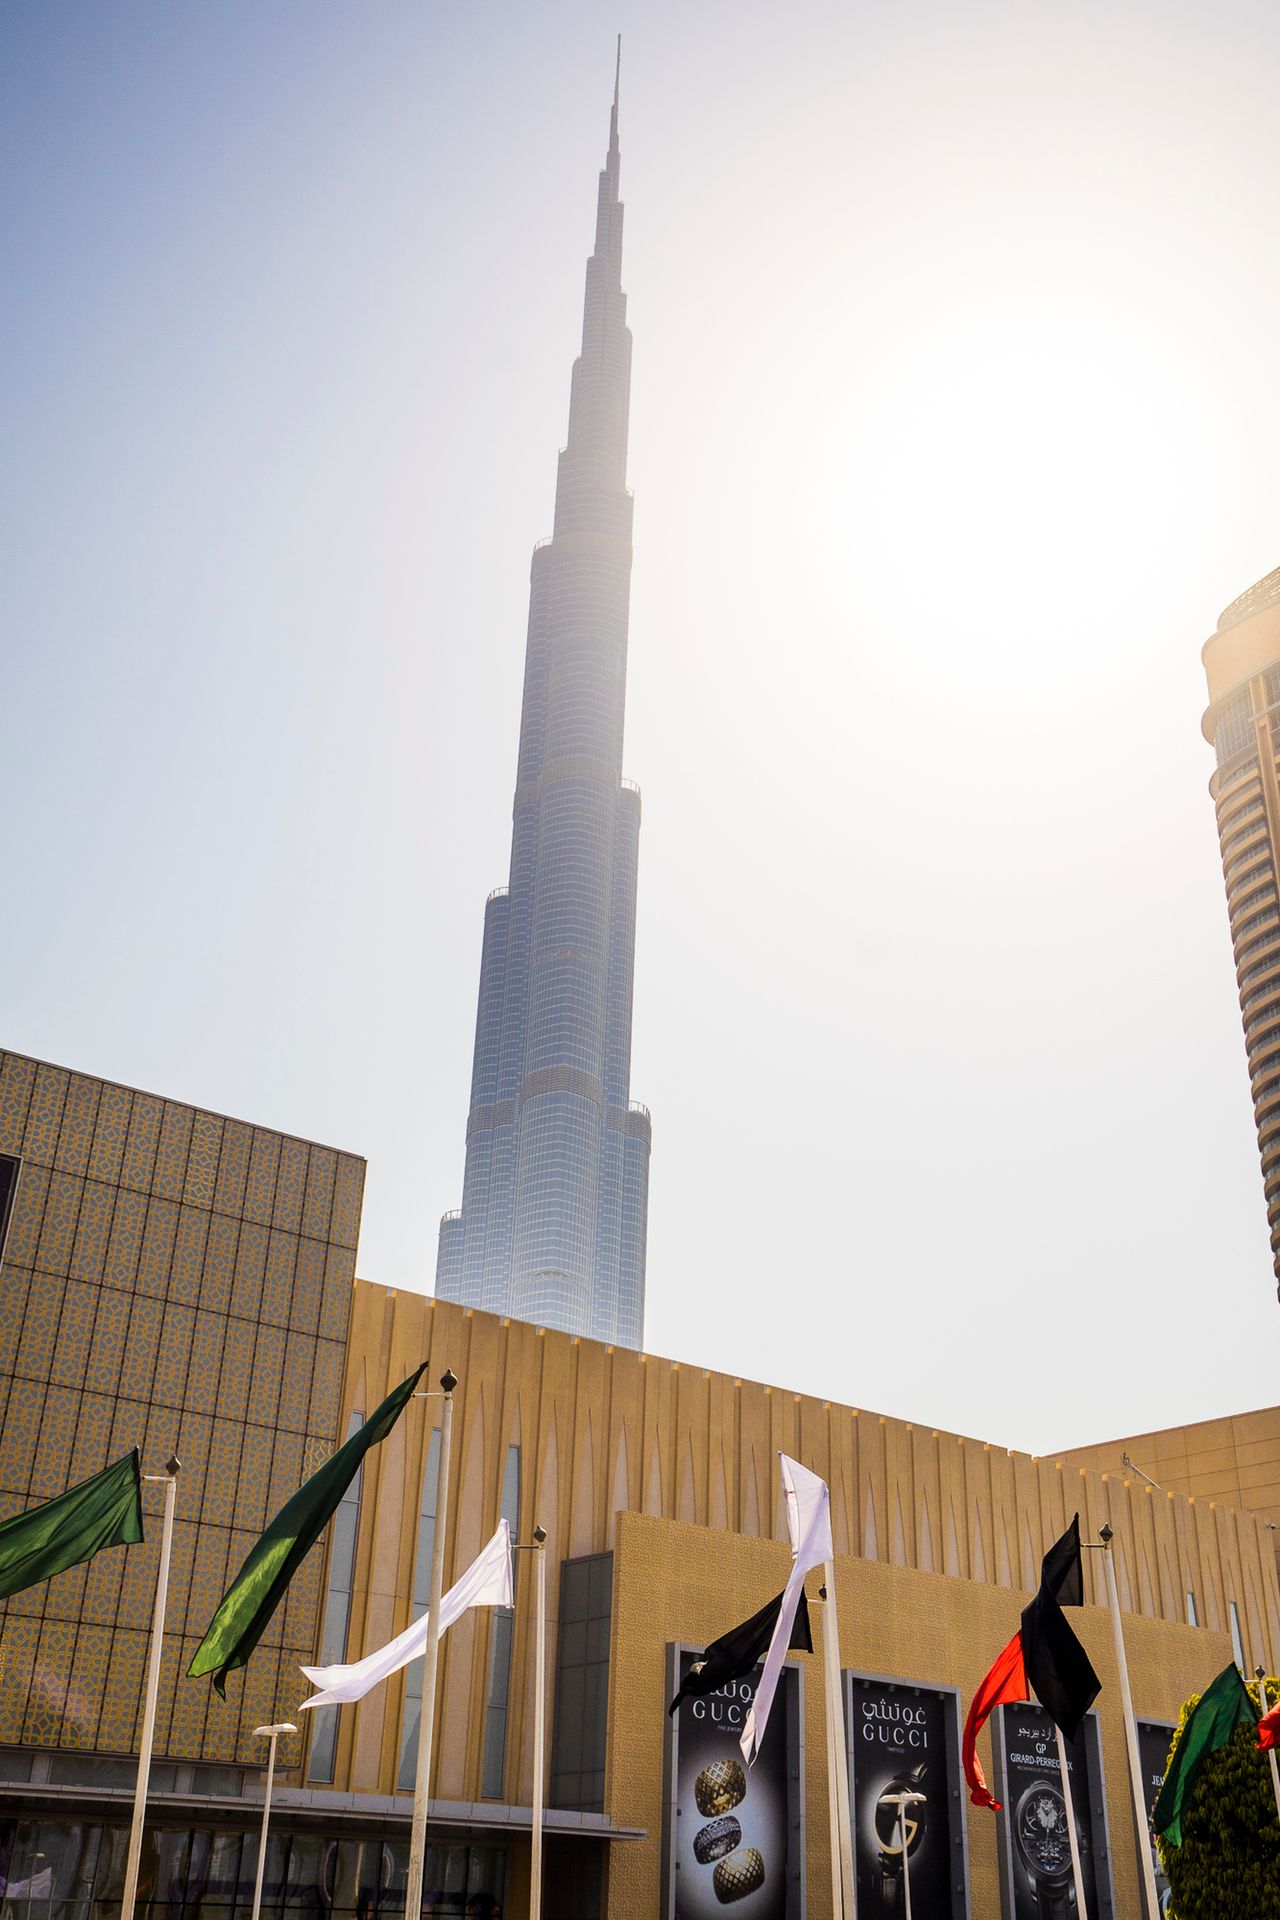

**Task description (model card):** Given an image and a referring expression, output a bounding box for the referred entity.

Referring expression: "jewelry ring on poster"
[693,1815,742,1864]
[695,1757,747,1818]
[712,1847,765,1903]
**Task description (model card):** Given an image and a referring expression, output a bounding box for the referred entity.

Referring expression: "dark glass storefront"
[0,1825,506,1920]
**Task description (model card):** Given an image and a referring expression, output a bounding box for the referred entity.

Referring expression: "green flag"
[1153,1663,1259,1847]
[0,1448,143,1600]
[189,1362,428,1696]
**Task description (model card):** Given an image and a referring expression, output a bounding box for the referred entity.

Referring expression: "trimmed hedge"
[1157,1677,1280,1919]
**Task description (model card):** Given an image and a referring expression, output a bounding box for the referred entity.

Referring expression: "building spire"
[595,38,624,270]
[612,34,621,146]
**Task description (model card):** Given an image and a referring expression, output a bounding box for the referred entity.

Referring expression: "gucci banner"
[843,1671,969,1919]
[662,1645,804,1919]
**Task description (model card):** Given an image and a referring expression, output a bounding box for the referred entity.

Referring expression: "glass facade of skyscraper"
[435,78,649,1349]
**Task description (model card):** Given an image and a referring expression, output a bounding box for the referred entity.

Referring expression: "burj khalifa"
[435,60,650,1349]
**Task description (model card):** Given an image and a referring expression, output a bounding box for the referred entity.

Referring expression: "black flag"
[669,1589,813,1715]
[1020,1515,1100,1740]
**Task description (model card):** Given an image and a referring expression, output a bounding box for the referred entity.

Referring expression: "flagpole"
[405,1369,457,1920]
[1255,1667,1280,1825]
[530,1525,548,1918]
[1095,1525,1160,1920]
[819,1586,843,1919]
[821,1561,856,1918]
[120,1454,180,1920]
[1050,1716,1089,1919]
[514,1526,548,1917]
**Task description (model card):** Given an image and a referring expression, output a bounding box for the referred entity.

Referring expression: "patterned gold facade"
[606,1510,1234,1919]
[322,1285,1280,1826]
[0,1049,364,1767]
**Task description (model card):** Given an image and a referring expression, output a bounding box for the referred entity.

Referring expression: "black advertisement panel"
[992,1706,1116,1920]
[843,1671,970,1919]
[1137,1721,1175,1917]
[662,1646,804,1920]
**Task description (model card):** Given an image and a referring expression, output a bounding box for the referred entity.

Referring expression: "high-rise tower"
[1202,565,1280,1301]
[435,60,650,1348]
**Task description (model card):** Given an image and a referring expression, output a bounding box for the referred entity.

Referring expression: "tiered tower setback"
[1202,564,1280,1298]
[435,64,650,1348]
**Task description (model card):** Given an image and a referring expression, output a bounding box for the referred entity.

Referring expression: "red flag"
[1258,1700,1280,1752]
[962,1629,1028,1810]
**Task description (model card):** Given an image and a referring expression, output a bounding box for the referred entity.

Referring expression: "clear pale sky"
[4,0,1279,1456]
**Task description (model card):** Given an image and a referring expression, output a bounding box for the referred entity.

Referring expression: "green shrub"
[1157,1677,1280,1919]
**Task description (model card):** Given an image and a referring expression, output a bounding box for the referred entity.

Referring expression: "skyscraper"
[435,61,650,1348]
[1202,564,1280,1300]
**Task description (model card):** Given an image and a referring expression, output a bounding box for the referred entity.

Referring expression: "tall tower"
[435,58,650,1348]
[1202,565,1280,1301]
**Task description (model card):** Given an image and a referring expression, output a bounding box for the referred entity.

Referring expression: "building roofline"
[1,1044,366,1164]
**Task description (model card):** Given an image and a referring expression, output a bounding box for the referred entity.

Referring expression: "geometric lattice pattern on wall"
[0,1049,365,1766]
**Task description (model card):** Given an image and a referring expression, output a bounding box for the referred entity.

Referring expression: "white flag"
[298,1519,513,1710]
[740,1455,832,1766]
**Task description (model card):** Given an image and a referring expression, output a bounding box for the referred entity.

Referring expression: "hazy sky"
[5,0,1280,1456]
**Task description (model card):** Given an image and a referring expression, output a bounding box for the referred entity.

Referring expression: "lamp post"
[249,1723,298,1920]
[25,1850,45,1920]
[879,1792,926,1920]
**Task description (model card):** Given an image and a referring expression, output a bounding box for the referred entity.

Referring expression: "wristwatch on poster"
[873,1765,928,1914]
[1013,1781,1076,1918]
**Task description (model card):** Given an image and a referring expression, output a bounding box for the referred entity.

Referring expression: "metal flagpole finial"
[533,1524,547,1545]
[1098,1523,1114,1543]
[440,1368,458,1394]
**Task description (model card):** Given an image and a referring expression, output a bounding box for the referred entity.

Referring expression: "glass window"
[550,1552,613,1812]
[187,1832,243,1920]
[1216,692,1255,767]
[307,1410,365,1784]
[282,1835,327,1920]
[0,1155,19,1263]
[1186,1589,1199,1626]
[1230,1599,1246,1671]
[480,1446,522,1798]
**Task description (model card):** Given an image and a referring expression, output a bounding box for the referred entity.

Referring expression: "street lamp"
[249,1723,298,1920]
[25,1850,45,1920]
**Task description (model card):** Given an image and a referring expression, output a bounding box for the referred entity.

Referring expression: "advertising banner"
[1136,1720,1175,1917]
[843,1671,969,1918]
[992,1706,1115,1920]
[662,1646,804,1920]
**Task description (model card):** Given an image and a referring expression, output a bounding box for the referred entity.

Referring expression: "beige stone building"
[1059,1404,1280,1574]
[2,1049,1278,1920]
